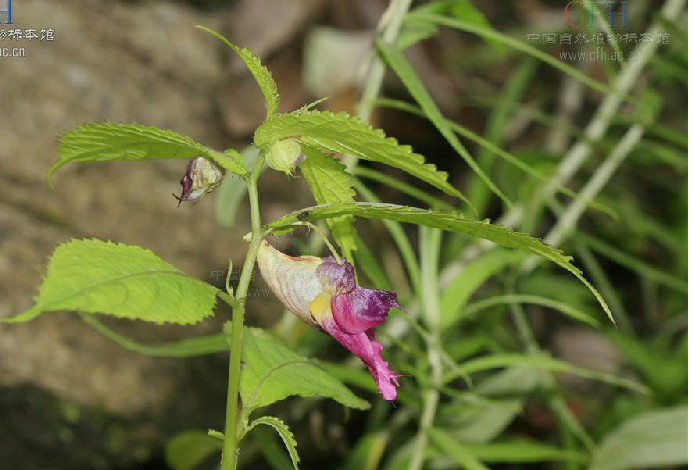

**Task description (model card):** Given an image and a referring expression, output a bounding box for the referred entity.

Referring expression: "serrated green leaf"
[299,147,357,264]
[239,327,370,412]
[590,406,687,470]
[252,425,295,470]
[353,181,421,296]
[376,40,510,208]
[7,239,219,325]
[51,122,247,184]
[264,202,613,323]
[165,430,222,470]
[196,26,279,119]
[375,98,617,218]
[254,110,468,204]
[246,416,299,470]
[354,166,456,211]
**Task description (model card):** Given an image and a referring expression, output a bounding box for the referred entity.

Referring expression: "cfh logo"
[564,1,627,29]
[0,0,12,24]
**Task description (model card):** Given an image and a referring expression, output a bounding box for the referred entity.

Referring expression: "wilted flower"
[257,240,403,400]
[265,139,304,176]
[174,156,225,205]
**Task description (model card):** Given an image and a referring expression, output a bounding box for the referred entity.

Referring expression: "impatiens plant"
[6,25,621,470]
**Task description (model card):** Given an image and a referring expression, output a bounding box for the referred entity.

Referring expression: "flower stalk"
[220,155,265,470]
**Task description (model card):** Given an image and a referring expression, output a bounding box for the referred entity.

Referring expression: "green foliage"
[81,315,228,357]
[460,294,600,328]
[165,430,222,470]
[264,202,612,322]
[590,406,687,470]
[408,12,634,103]
[237,327,370,412]
[443,353,647,393]
[341,432,388,470]
[246,417,299,470]
[354,166,456,211]
[215,147,260,228]
[376,98,616,217]
[254,110,468,204]
[299,147,358,263]
[579,234,687,293]
[428,428,491,470]
[352,181,421,297]
[440,249,525,328]
[376,40,511,207]
[245,416,300,470]
[9,8,686,470]
[251,425,296,470]
[462,440,588,463]
[607,332,687,399]
[51,122,247,183]
[195,26,280,119]
[408,0,502,52]
[7,239,219,325]
[439,368,542,444]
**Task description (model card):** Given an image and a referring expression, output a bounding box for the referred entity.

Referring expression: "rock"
[226,0,324,63]
[0,0,247,467]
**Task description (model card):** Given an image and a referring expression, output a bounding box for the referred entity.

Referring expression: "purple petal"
[316,258,355,294]
[321,315,401,401]
[332,287,400,334]
[174,157,224,205]
[174,161,195,206]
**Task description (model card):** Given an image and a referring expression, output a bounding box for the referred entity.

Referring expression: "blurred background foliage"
[0,0,687,469]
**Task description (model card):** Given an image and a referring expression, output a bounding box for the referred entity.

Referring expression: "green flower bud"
[174,156,225,205]
[266,139,303,176]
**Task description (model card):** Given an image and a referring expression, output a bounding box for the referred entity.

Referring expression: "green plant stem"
[221,156,266,470]
[409,227,443,470]
[344,0,413,171]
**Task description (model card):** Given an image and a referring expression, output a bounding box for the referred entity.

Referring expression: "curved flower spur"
[257,240,403,401]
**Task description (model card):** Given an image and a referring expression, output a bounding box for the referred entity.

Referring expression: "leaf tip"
[4,306,42,323]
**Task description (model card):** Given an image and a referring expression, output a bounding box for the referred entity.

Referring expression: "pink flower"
[257,240,402,400]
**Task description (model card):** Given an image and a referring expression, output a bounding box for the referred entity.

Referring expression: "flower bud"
[174,157,225,205]
[266,139,303,176]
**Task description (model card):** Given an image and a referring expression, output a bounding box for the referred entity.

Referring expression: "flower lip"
[332,288,400,335]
